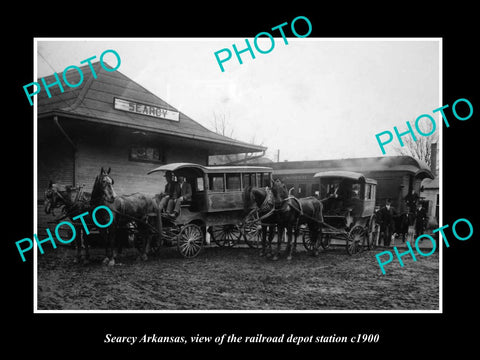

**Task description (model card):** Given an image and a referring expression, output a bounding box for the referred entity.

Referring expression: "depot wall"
[75,134,208,195]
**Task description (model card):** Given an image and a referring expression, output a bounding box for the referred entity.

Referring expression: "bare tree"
[211,111,234,138]
[393,120,438,168]
[209,111,267,164]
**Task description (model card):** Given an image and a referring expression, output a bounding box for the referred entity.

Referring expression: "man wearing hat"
[377,198,397,246]
[158,170,181,213]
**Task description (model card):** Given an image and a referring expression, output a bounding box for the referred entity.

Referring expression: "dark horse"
[242,185,277,257]
[44,181,93,263]
[90,167,161,266]
[270,179,324,261]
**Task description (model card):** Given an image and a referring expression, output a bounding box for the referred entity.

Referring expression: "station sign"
[114,97,180,122]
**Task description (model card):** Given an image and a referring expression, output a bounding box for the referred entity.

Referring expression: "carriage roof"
[147,162,273,176]
[313,170,377,185]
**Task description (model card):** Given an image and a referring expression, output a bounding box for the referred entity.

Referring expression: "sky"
[36,38,441,162]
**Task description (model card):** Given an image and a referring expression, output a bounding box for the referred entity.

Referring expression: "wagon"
[302,170,380,255]
[146,163,273,258]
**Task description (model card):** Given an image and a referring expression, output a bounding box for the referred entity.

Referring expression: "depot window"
[129,146,165,163]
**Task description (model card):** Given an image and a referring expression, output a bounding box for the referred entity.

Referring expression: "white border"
[33,37,442,314]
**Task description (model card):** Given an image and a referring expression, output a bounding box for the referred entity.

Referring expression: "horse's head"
[271,178,289,210]
[91,167,116,204]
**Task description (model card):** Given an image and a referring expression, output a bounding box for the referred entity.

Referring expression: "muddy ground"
[37,241,439,311]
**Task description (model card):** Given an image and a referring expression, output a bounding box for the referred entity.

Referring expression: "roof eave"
[38,110,267,154]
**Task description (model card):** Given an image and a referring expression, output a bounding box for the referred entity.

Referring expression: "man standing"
[377,198,397,247]
[415,202,428,238]
[170,176,192,218]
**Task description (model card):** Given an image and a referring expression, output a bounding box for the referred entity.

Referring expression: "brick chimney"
[430,142,438,176]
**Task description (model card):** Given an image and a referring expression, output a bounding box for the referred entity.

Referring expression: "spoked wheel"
[177,223,204,258]
[211,224,242,247]
[301,226,316,251]
[303,227,331,251]
[346,225,366,255]
[242,212,263,249]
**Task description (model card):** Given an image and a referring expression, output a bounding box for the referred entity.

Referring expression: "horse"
[242,185,277,257]
[44,181,93,264]
[90,167,161,266]
[270,179,324,261]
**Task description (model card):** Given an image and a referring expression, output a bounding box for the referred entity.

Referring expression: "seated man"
[158,171,181,213]
[170,176,192,218]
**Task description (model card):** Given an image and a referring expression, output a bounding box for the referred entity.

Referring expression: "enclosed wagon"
[146,163,273,257]
[302,170,380,255]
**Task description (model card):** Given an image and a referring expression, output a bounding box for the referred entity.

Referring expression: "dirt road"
[37,243,439,311]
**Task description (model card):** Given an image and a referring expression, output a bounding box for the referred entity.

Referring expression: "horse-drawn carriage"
[301,170,380,255]
[146,163,274,258]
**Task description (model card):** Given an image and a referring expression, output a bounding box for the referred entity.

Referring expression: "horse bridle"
[93,173,116,203]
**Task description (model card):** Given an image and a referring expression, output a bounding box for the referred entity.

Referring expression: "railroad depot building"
[37,62,265,229]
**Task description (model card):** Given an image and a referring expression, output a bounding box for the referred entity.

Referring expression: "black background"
[5,4,478,356]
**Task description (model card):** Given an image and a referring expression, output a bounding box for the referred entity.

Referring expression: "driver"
[158,171,181,213]
[170,176,192,218]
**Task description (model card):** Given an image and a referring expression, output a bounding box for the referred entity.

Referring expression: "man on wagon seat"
[170,176,192,218]
[158,171,181,214]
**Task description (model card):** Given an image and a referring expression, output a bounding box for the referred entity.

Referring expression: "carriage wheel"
[211,224,241,247]
[242,221,262,249]
[242,210,262,249]
[302,226,328,252]
[301,227,313,251]
[177,223,204,258]
[346,225,366,255]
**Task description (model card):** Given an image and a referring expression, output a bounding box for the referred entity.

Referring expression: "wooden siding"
[75,137,208,197]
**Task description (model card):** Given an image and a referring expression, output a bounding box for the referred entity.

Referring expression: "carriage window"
[196,177,205,191]
[209,174,224,192]
[324,183,337,198]
[242,173,256,188]
[365,184,371,199]
[352,183,361,199]
[262,173,271,187]
[226,173,241,191]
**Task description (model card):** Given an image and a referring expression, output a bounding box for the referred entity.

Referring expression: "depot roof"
[37,62,266,155]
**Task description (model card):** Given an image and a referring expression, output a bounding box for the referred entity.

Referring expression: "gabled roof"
[37,62,266,154]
